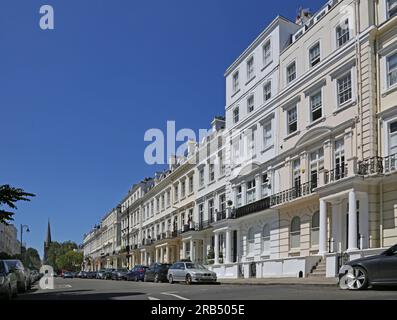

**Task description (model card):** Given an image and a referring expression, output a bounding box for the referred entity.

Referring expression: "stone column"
[331,202,342,253]
[225,229,232,264]
[165,246,169,263]
[255,174,261,201]
[160,247,164,263]
[348,190,358,251]
[155,248,159,263]
[190,239,195,262]
[319,199,327,255]
[241,181,247,206]
[202,238,207,263]
[214,232,219,265]
[182,241,186,259]
[359,192,369,250]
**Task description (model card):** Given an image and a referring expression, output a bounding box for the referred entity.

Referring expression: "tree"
[0,185,35,224]
[46,241,80,272]
[56,251,83,272]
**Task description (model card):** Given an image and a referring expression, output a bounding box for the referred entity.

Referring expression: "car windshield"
[5,260,19,269]
[185,263,206,270]
[0,262,5,273]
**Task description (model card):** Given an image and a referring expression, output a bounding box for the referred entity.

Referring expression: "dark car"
[63,271,74,279]
[0,260,18,300]
[111,269,129,280]
[126,265,148,281]
[339,243,397,290]
[144,263,171,283]
[87,271,97,279]
[4,260,30,293]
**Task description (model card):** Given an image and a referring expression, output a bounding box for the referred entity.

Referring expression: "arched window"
[311,211,319,246]
[247,227,256,254]
[262,224,270,253]
[290,217,301,249]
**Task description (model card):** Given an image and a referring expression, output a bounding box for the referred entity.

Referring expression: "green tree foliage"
[46,241,80,272]
[56,251,83,272]
[1,247,42,270]
[0,185,35,224]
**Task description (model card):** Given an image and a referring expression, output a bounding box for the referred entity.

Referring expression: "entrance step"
[308,258,326,278]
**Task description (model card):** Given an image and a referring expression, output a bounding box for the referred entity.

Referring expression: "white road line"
[148,296,160,300]
[65,284,72,288]
[160,292,190,300]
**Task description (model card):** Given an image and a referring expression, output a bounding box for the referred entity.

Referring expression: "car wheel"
[168,275,174,284]
[346,266,369,290]
[154,274,159,283]
[186,274,192,285]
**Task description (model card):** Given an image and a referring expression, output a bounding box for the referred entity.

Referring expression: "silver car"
[167,262,217,284]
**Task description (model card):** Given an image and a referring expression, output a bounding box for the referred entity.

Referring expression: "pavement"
[218,277,338,286]
[15,277,397,300]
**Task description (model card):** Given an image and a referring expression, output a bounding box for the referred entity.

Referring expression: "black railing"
[216,210,227,221]
[195,220,211,231]
[325,164,348,184]
[358,156,383,175]
[270,181,315,206]
[235,197,271,219]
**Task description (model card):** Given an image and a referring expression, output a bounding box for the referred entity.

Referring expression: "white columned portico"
[182,241,186,259]
[214,232,219,265]
[348,190,358,251]
[165,246,169,263]
[190,239,195,262]
[331,201,342,253]
[319,199,327,255]
[225,229,232,264]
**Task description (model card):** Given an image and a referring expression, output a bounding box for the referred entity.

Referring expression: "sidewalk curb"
[218,281,338,287]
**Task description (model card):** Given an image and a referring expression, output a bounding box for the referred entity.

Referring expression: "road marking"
[160,292,190,300]
[65,284,72,288]
[148,296,160,300]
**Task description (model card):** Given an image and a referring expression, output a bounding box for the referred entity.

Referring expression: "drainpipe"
[380,182,383,248]
[354,0,364,160]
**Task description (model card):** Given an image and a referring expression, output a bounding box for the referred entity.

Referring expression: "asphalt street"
[16,278,397,300]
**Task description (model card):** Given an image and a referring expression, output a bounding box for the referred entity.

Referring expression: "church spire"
[46,219,52,245]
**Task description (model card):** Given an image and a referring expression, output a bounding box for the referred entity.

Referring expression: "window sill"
[245,75,256,86]
[218,174,226,181]
[284,130,300,141]
[381,84,397,98]
[288,248,301,255]
[198,186,205,192]
[231,89,241,98]
[261,61,273,72]
[261,144,274,154]
[208,180,216,187]
[306,116,326,129]
[333,99,356,116]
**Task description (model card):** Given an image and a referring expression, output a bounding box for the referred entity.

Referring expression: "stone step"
[308,273,326,277]
[313,266,326,271]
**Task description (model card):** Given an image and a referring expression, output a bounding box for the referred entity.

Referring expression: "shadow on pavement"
[18,289,146,300]
[370,285,397,291]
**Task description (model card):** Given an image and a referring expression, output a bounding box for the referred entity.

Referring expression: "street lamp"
[20,224,30,255]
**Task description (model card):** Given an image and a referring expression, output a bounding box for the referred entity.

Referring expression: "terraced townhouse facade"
[83,0,397,279]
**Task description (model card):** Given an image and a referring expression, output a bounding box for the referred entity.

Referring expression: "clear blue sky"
[0,0,322,258]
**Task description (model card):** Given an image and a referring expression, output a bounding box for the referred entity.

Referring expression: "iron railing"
[235,197,271,219]
[270,181,316,206]
[325,164,348,184]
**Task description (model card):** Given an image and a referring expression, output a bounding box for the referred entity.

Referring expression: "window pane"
[337,73,352,105]
[388,54,397,87]
[309,43,320,67]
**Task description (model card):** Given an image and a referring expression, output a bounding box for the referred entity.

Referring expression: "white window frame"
[335,18,350,48]
[233,106,239,124]
[246,56,255,81]
[246,126,256,158]
[387,52,397,88]
[336,71,353,107]
[235,186,242,208]
[209,163,215,182]
[309,41,321,68]
[246,179,256,204]
[263,81,272,102]
[286,105,298,135]
[232,71,239,93]
[286,61,297,84]
[263,120,273,150]
[309,90,323,123]
[262,39,272,67]
[247,94,254,113]
[199,167,205,187]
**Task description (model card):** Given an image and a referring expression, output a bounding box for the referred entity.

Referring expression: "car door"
[146,264,155,281]
[177,263,186,281]
[380,245,397,283]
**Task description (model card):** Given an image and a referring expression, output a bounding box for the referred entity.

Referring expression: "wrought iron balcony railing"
[234,197,271,219]
[324,164,348,184]
[270,181,316,206]
[358,156,384,175]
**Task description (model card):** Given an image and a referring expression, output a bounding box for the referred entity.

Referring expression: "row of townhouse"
[83,0,397,279]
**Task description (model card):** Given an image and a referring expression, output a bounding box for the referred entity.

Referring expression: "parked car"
[167,262,217,284]
[3,260,30,293]
[144,263,171,283]
[0,260,18,300]
[63,271,74,279]
[126,265,148,281]
[87,271,97,279]
[30,270,41,283]
[339,243,397,290]
[111,269,129,280]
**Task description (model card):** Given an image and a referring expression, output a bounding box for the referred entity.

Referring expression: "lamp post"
[20,224,30,256]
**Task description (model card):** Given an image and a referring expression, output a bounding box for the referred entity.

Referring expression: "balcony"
[234,197,271,219]
[195,220,212,231]
[270,181,316,207]
[324,164,348,184]
[216,210,227,221]
[358,153,397,176]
